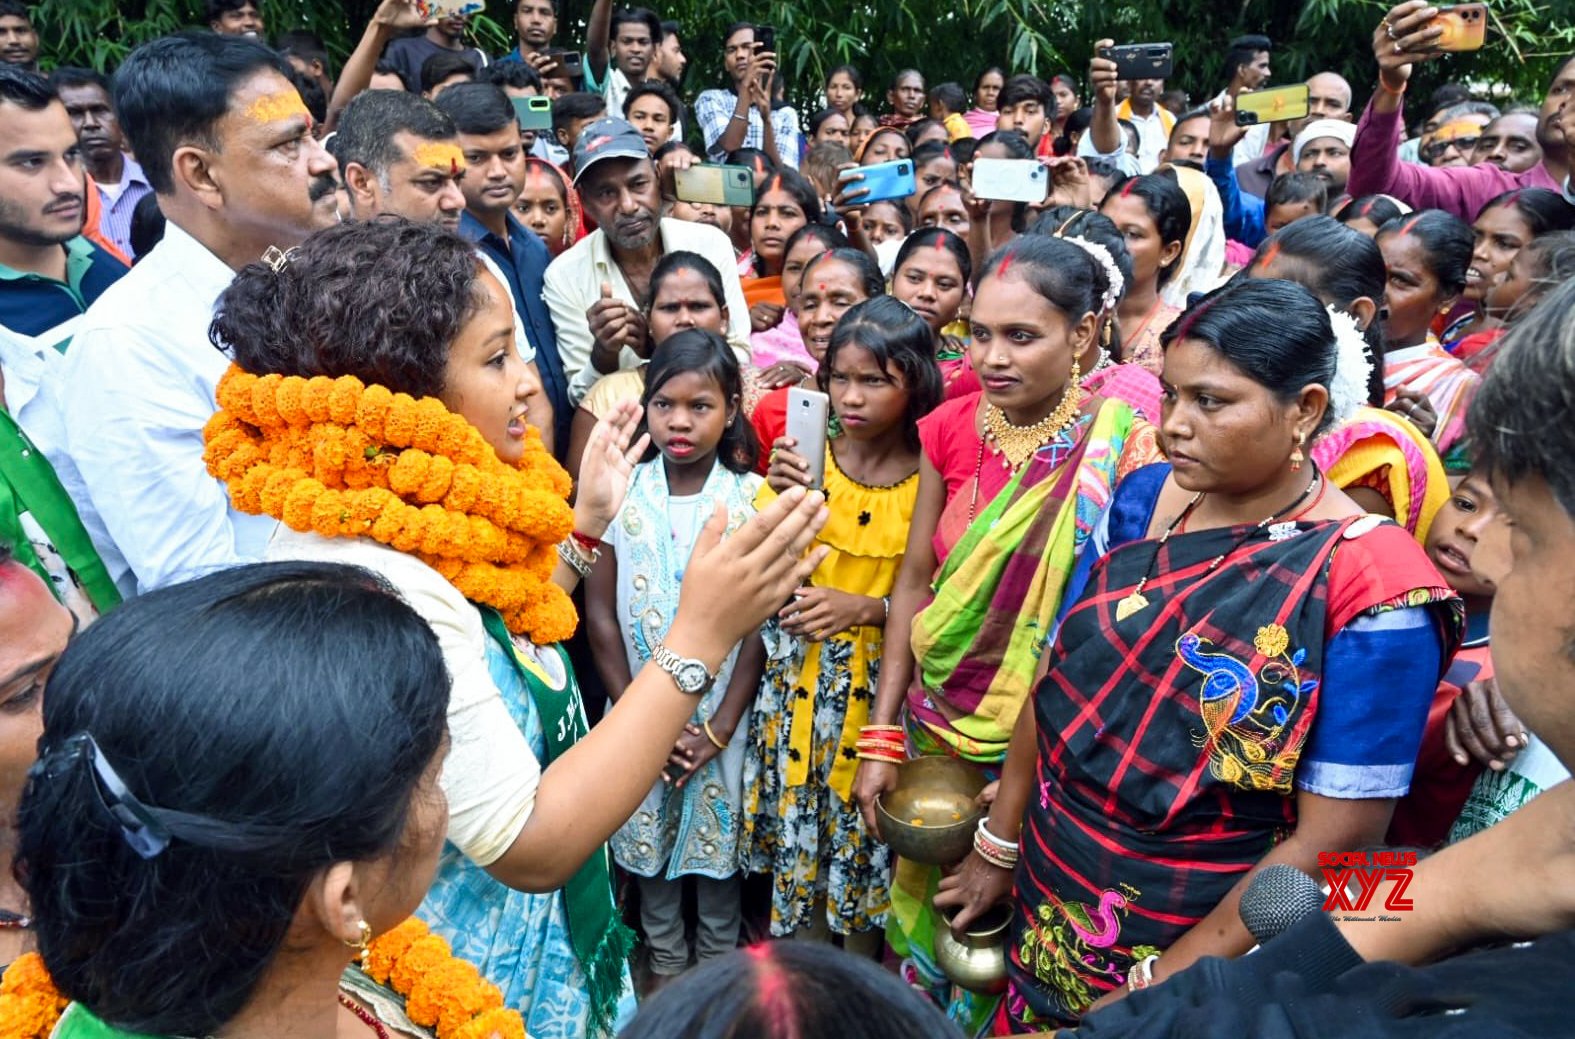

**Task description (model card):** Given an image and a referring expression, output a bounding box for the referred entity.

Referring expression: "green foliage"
[27,0,1575,118]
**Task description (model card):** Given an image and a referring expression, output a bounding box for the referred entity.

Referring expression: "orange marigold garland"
[0,953,67,1039]
[0,921,527,1039]
[205,365,578,644]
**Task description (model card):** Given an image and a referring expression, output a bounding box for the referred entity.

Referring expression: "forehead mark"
[244,91,309,125]
[412,141,466,173]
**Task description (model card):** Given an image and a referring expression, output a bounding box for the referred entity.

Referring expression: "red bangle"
[571,530,603,551]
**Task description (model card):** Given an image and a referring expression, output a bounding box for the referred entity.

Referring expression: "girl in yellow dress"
[744,296,944,950]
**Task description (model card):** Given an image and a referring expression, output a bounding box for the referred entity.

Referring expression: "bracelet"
[571,529,603,551]
[702,717,729,750]
[1126,953,1160,993]
[855,748,906,764]
[556,539,595,579]
[972,819,1020,869]
[860,724,905,736]
[882,596,891,620]
[730,112,748,122]
[1377,77,1407,96]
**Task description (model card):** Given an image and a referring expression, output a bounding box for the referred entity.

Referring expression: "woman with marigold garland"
[198,219,831,1036]
[934,279,1462,1031]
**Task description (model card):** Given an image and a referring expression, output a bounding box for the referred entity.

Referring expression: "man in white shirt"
[543,118,751,405]
[584,0,661,122]
[34,31,339,595]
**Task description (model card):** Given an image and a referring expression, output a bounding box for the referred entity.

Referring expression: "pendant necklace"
[1115,471,1324,622]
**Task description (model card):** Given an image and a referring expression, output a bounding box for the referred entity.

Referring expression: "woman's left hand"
[757,361,812,389]
[1086,985,1132,1015]
[572,399,650,536]
[780,586,871,641]
[665,722,725,788]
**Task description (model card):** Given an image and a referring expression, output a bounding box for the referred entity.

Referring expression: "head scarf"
[1159,164,1228,309]
[523,157,585,253]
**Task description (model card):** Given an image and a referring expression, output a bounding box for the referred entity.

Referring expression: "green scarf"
[0,409,120,613]
[478,608,634,1037]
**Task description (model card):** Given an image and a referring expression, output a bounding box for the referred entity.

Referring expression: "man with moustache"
[32,32,340,596]
[335,88,554,448]
[0,1,39,71]
[543,118,750,405]
[0,66,126,436]
[435,82,570,455]
[1348,2,1571,222]
[49,67,154,260]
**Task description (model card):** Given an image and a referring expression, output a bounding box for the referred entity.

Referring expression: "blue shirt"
[0,236,127,343]
[459,210,571,454]
[1207,152,1267,248]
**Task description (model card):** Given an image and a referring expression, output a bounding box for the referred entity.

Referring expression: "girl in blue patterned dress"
[585,330,767,983]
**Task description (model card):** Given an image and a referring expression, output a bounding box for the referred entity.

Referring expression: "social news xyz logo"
[1318,850,1418,912]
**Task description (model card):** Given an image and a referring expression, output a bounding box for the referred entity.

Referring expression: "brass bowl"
[875,755,986,865]
[936,904,1012,994]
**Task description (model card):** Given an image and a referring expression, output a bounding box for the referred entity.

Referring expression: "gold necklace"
[981,360,1084,471]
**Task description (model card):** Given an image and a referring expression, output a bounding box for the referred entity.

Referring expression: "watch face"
[675,660,710,694]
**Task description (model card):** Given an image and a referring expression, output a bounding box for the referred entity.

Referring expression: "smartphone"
[416,0,484,17]
[1428,3,1488,51]
[755,24,776,54]
[971,157,1048,203]
[675,163,756,207]
[838,159,916,205]
[1234,83,1311,127]
[511,95,553,131]
[785,388,830,489]
[557,51,584,79]
[1098,42,1174,81]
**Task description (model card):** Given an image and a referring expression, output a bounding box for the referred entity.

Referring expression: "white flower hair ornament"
[1323,305,1374,428]
[1062,235,1125,314]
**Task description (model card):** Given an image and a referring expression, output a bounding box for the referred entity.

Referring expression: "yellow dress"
[742,449,918,937]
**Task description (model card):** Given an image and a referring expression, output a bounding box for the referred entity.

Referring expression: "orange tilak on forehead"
[244,91,309,126]
[412,141,466,175]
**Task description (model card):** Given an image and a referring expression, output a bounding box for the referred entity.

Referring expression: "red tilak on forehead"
[1397,214,1423,238]
[995,251,1015,277]
[1120,177,1139,199]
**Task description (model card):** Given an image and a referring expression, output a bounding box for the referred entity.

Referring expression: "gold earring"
[1289,432,1306,472]
[345,919,371,968]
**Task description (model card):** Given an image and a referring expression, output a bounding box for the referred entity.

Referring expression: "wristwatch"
[651,642,716,696]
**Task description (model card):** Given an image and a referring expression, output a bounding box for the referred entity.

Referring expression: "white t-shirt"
[267,527,541,867]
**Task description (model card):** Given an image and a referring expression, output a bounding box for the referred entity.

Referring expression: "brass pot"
[875,755,986,866]
[936,904,1012,994]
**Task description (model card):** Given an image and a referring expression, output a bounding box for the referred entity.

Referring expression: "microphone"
[1240,864,1325,945]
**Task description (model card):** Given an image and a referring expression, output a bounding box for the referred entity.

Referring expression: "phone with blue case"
[839,159,917,205]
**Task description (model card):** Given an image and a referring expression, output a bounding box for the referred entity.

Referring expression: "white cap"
[1292,119,1356,165]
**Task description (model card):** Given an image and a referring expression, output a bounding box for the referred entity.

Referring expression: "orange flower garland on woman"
[0,922,531,1039]
[204,366,579,644]
[0,953,68,1039]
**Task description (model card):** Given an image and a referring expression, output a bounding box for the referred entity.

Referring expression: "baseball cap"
[571,118,651,184]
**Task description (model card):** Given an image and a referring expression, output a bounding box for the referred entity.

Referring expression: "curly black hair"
[209,219,487,400]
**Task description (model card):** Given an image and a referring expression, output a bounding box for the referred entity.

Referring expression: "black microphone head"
[1240,863,1325,945]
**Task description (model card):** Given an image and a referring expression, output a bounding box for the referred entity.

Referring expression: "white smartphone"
[785,387,830,490]
[971,157,1049,204]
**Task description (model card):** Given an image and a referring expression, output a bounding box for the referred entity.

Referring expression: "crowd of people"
[2,0,1575,1035]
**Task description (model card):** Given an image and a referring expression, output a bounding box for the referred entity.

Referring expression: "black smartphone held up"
[755,24,776,54]
[1098,42,1174,81]
[558,50,584,79]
